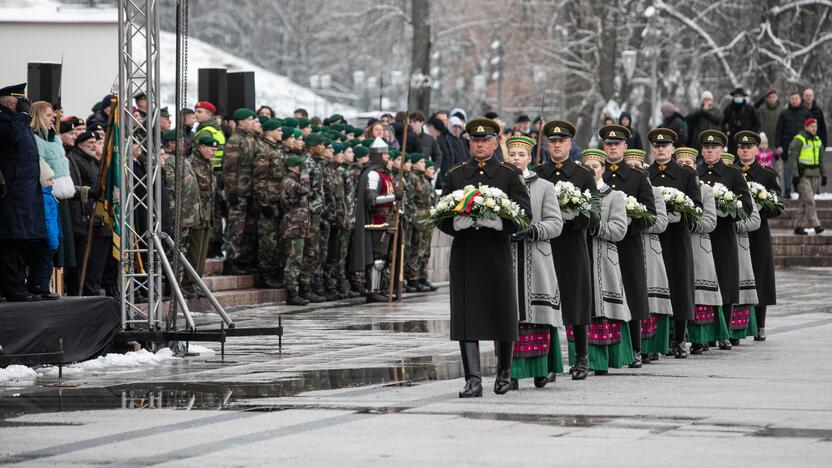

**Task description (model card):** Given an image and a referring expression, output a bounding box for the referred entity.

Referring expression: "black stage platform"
[0,296,120,365]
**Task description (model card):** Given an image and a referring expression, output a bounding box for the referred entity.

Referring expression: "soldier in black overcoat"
[697,129,753,349]
[646,128,702,358]
[734,130,781,341]
[535,120,597,380]
[600,125,656,368]
[438,117,531,397]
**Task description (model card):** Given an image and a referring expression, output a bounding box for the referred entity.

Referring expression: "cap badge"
[554,127,561,133]
[657,134,664,140]
[707,135,714,141]
[742,136,748,142]
[476,126,485,133]
[609,131,616,137]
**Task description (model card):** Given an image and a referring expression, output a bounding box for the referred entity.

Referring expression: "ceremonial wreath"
[423,184,530,228]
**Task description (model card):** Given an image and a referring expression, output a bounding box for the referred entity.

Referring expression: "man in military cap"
[349,137,403,303]
[647,128,702,357]
[252,119,285,289]
[0,83,46,301]
[599,124,656,367]
[417,160,439,291]
[181,134,219,297]
[59,116,85,153]
[439,117,531,397]
[296,133,327,303]
[281,155,311,306]
[405,153,434,292]
[734,130,781,341]
[193,101,226,258]
[535,119,596,380]
[697,129,753,348]
[321,140,348,300]
[789,118,826,234]
[222,108,258,275]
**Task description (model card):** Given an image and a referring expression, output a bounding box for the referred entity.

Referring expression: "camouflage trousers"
[318,220,332,287]
[257,209,281,275]
[282,237,304,296]
[300,215,321,289]
[208,171,225,255]
[324,225,350,291]
[224,197,257,265]
[403,218,424,281]
[417,224,434,280]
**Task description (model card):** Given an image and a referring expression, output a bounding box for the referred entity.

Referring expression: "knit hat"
[700,90,714,101]
[39,158,55,185]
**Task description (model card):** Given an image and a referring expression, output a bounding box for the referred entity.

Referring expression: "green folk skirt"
[687,305,729,344]
[567,319,634,372]
[511,326,564,379]
[641,314,670,354]
[729,305,758,340]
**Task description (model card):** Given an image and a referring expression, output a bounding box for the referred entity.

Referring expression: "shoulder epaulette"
[446,162,465,175]
[499,161,519,171]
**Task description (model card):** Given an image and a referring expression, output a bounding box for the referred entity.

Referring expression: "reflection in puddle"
[341,319,450,334]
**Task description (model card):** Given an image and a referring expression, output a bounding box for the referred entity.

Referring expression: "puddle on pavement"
[0,353,497,421]
[341,319,450,333]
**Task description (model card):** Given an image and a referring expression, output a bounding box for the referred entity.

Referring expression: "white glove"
[716,208,727,218]
[562,209,576,221]
[477,216,503,231]
[453,216,475,231]
[668,212,682,223]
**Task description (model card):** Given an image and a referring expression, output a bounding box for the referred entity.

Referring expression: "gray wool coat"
[691,184,723,306]
[511,171,564,327]
[736,198,761,305]
[643,186,673,316]
[590,186,631,322]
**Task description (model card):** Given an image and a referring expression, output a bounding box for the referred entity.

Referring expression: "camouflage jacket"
[413,171,435,216]
[340,163,357,229]
[323,159,346,226]
[280,171,310,239]
[223,129,256,200]
[253,137,285,209]
[163,154,201,229]
[301,151,325,218]
[395,170,417,222]
[189,148,216,227]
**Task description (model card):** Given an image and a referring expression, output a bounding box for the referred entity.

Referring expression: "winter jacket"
[660,112,688,146]
[722,102,760,143]
[0,109,46,240]
[805,102,829,148]
[67,146,110,237]
[618,112,643,150]
[414,130,443,166]
[34,130,75,199]
[756,100,781,145]
[685,106,723,148]
[42,186,61,250]
[775,104,812,155]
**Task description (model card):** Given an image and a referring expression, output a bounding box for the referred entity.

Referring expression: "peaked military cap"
[134,91,147,101]
[232,108,256,121]
[543,120,576,140]
[160,107,170,118]
[647,128,678,145]
[734,130,760,145]
[197,134,219,147]
[599,124,631,143]
[0,83,26,98]
[465,117,500,138]
[699,129,727,146]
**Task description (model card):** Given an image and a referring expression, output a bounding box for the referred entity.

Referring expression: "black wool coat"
[439,156,531,341]
[740,161,781,305]
[0,110,45,240]
[648,159,702,320]
[604,161,655,321]
[698,160,753,305]
[536,157,598,325]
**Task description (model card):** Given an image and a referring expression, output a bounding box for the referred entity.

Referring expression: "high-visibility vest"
[195,125,226,169]
[795,133,822,166]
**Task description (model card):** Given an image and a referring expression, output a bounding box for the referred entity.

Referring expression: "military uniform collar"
[650,158,678,179]
[465,156,499,178]
[701,159,725,175]
[739,159,757,173]
[605,159,629,180]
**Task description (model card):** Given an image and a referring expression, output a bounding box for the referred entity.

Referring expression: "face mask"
[734,97,744,105]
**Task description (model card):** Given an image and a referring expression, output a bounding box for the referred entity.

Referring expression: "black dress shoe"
[31,291,59,300]
[641,353,651,364]
[459,377,483,398]
[702,344,710,352]
[6,292,38,302]
[754,328,766,341]
[572,354,589,380]
[673,342,688,358]
[718,340,732,350]
[510,378,519,390]
[629,351,642,368]
[729,338,740,346]
[365,292,388,303]
[814,226,825,234]
[494,369,513,395]
[534,372,556,388]
[794,228,808,235]
[690,343,705,355]
[649,352,659,361]
[420,279,438,291]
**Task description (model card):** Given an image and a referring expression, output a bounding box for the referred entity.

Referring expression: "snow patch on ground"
[0,365,38,385]
[790,192,832,200]
[36,349,181,378]
[185,344,216,358]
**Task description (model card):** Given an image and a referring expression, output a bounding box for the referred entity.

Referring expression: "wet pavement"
[1,269,832,466]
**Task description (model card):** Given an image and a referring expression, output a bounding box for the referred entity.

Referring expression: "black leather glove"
[15,97,30,114]
[823,176,828,187]
[261,205,274,217]
[394,188,404,201]
[511,228,532,242]
[226,191,239,206]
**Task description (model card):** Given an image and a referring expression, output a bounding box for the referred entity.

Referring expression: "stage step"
[201,274,255,292]
[187,287,285,312]
[204,257,224,276]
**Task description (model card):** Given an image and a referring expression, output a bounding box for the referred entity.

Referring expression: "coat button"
[661,174,665,178]
[556,171,561,176]
[708,171,712,175]
[612,184,616,188]
[479,171,484,175]
[612,173,616,177]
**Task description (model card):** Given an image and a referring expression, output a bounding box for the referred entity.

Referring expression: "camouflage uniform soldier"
[316,139,339,300]
[405,153,432,292]
[252,119,285,289]
[418,160,439,291]
[222,108,258,275]
[161,146,201,298]
[298,133,326,303]
[192,101,226,258]
[280,155,311,306]
[335,143,360,297]
[183,135,219,297]
[320,141,347,299]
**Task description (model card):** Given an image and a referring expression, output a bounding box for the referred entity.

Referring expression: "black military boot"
[256,274,282,289]
[673,341,689,358]
[223,260,247,276]
[718,339,732,350]
[754,328,766,341]
[458,341,483,398]
[299,287,326,303]
[690,343,705,355]
[572,354,589,380]
[403,281,418,293]
[412,280,431,292]
[534,372,556,388]
[629,350,642,368]
[641,353,652,364]
[420,278,438,291]
[729,338,740,346]
[286,293,309,306]
[494,341,514,395]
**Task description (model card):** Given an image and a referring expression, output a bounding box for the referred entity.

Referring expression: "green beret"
[425,160,434,168]
[263,119,282,132]
[282,117,298,128]
[92,101,102,112]
[328,114,344,124]
[353,146,369,158]
[292,129,303,139]
[389,150,401,160]
[285,155,304,168]
[331,142,344,153]
[297,118,311,128]
[409,152,425,163]
[232,108,256,121]
[311,125,322,133]
[280,126,295,140]
[257,115,269,125]
[272,118,284,126]
[347,139,362,148]
[360,139,373,148]
[197,134,219,147]
[161,130,177,142]
[305,133,325,147]
[330,123,346,132]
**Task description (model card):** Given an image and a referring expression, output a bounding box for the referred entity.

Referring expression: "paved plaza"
[1,268,831,467]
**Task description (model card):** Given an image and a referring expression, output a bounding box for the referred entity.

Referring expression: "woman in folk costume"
[623,149,672,362]
[567,149,633,374]
[503,136,565,390]
[675,148,729,354]
[721,152,761,345]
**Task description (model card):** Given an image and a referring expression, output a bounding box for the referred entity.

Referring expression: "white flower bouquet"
[711,182,748,220]
[658,186,702,226]
[554,180,601,222]
[747,181,785,215]
[625,195,657,226]
[423,184,530,228]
